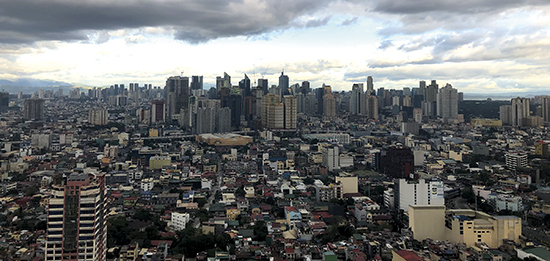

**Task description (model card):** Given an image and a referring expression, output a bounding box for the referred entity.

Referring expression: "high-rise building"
[350,83,363,115]
[258,79,269,95]
[511,97,529,127]
[322,146,340,171]
[88,109,109,125]
[45,173,107,261]
[261,93,284,129]
[394,179,444,212]
[301,81,310,94]
[0,92,9,112]
[222,95,242,129]
[239,74,251,97]
[323,93,336,119]
[278,71,289,101]
[283,95,297,129]
[191,75,203,90]
[541,96,550,122]
[366,76,375,95]
[380,146,414,179]
[436,83,458,122]
[151,100,166,123]
[365,95,378,120]
[24,98,45,121]
[165,76,189,121]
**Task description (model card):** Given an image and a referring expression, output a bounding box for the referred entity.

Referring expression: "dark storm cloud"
[373,0,547,15]
[0,0,333,44]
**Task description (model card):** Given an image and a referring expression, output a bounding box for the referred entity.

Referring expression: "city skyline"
[1,1,550,93]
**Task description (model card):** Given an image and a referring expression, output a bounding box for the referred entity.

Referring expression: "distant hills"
[0,78,76,94]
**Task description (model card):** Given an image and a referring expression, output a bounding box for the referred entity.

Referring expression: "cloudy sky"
[1,0,550,94]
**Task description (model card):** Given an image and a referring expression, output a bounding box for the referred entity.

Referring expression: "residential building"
[409,206,521,248]
[45,173,107,261]
[394,179,445,212]
[88,109,108,125]
[505,151,528,169]
[24,98,45,121]
[171,212,190,231]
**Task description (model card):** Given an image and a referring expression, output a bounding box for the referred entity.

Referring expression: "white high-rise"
[436,83,458,122]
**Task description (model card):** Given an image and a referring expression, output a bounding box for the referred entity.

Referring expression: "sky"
[1,0,550,94]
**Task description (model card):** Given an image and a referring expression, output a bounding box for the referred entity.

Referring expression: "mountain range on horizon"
[0,78,547,100]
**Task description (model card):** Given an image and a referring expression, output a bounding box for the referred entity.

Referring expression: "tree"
[252,220,268,241]
[235,186,246,198]
[133,208,154,221]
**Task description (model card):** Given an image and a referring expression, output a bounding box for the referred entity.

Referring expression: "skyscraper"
[151,100,166,123]
[165,76,189,120]
[323,93,336,119]
[366,76,375,95]
[541,96,550,122]
[88,109,109,125]
[45,173,107,261]
[365,95,378,120]
[24,98,45,121]
[222,95,242,129]
[511,97,530,127]
[191,75,203,90]
[436,83,458,122]
[350,83,363,115]
[283,95,297,129]
[258,78,269,95]
[278,71,289,101]
[239,74,251,97]
[0,92,9,112]
[261,93,284,129]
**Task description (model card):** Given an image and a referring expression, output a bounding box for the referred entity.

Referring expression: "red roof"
[286,248,294,253]
[151,240,173,247]
[285,206,298,212]
[395,250,424,261]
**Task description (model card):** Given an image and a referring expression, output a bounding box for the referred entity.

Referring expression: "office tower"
[261,93,284,129]
[366,76,374,95]
[239,74,251,97]
[24,98,45,121]
[251,88,263,123]
[425,80,438,102]
[403,96,412,107]
[509,97,530,127]
[323,93,336,119]
[45,173,107,261]
[301,81,310,94]
[436,83,458,122]
[119,84,125,95]
[377,87,385,108]
[315,88,324,115]
[365,95,378,120]
[295,93,304,114]
[129,83,134,92]
[458,92,464,102]
[88,109,109,125]
[222,95,242,129]
[207,87,218,99]
[380,146,414,179]
[304,92,317,116]
[116,95,127,106]
[258,79,269,95]
[394,179,444,212]
[350,83,363,115]
[0,92,8,112]
[278,71,289,101]
[165,76,189,121]
[151,100,166,123]
[191,75,203,90]
[403,87,411,97]
[541,96,550,122]
[39,89,45,99]
[413,108,423,123]
[392,96,401,107]
[283,95,297,129]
